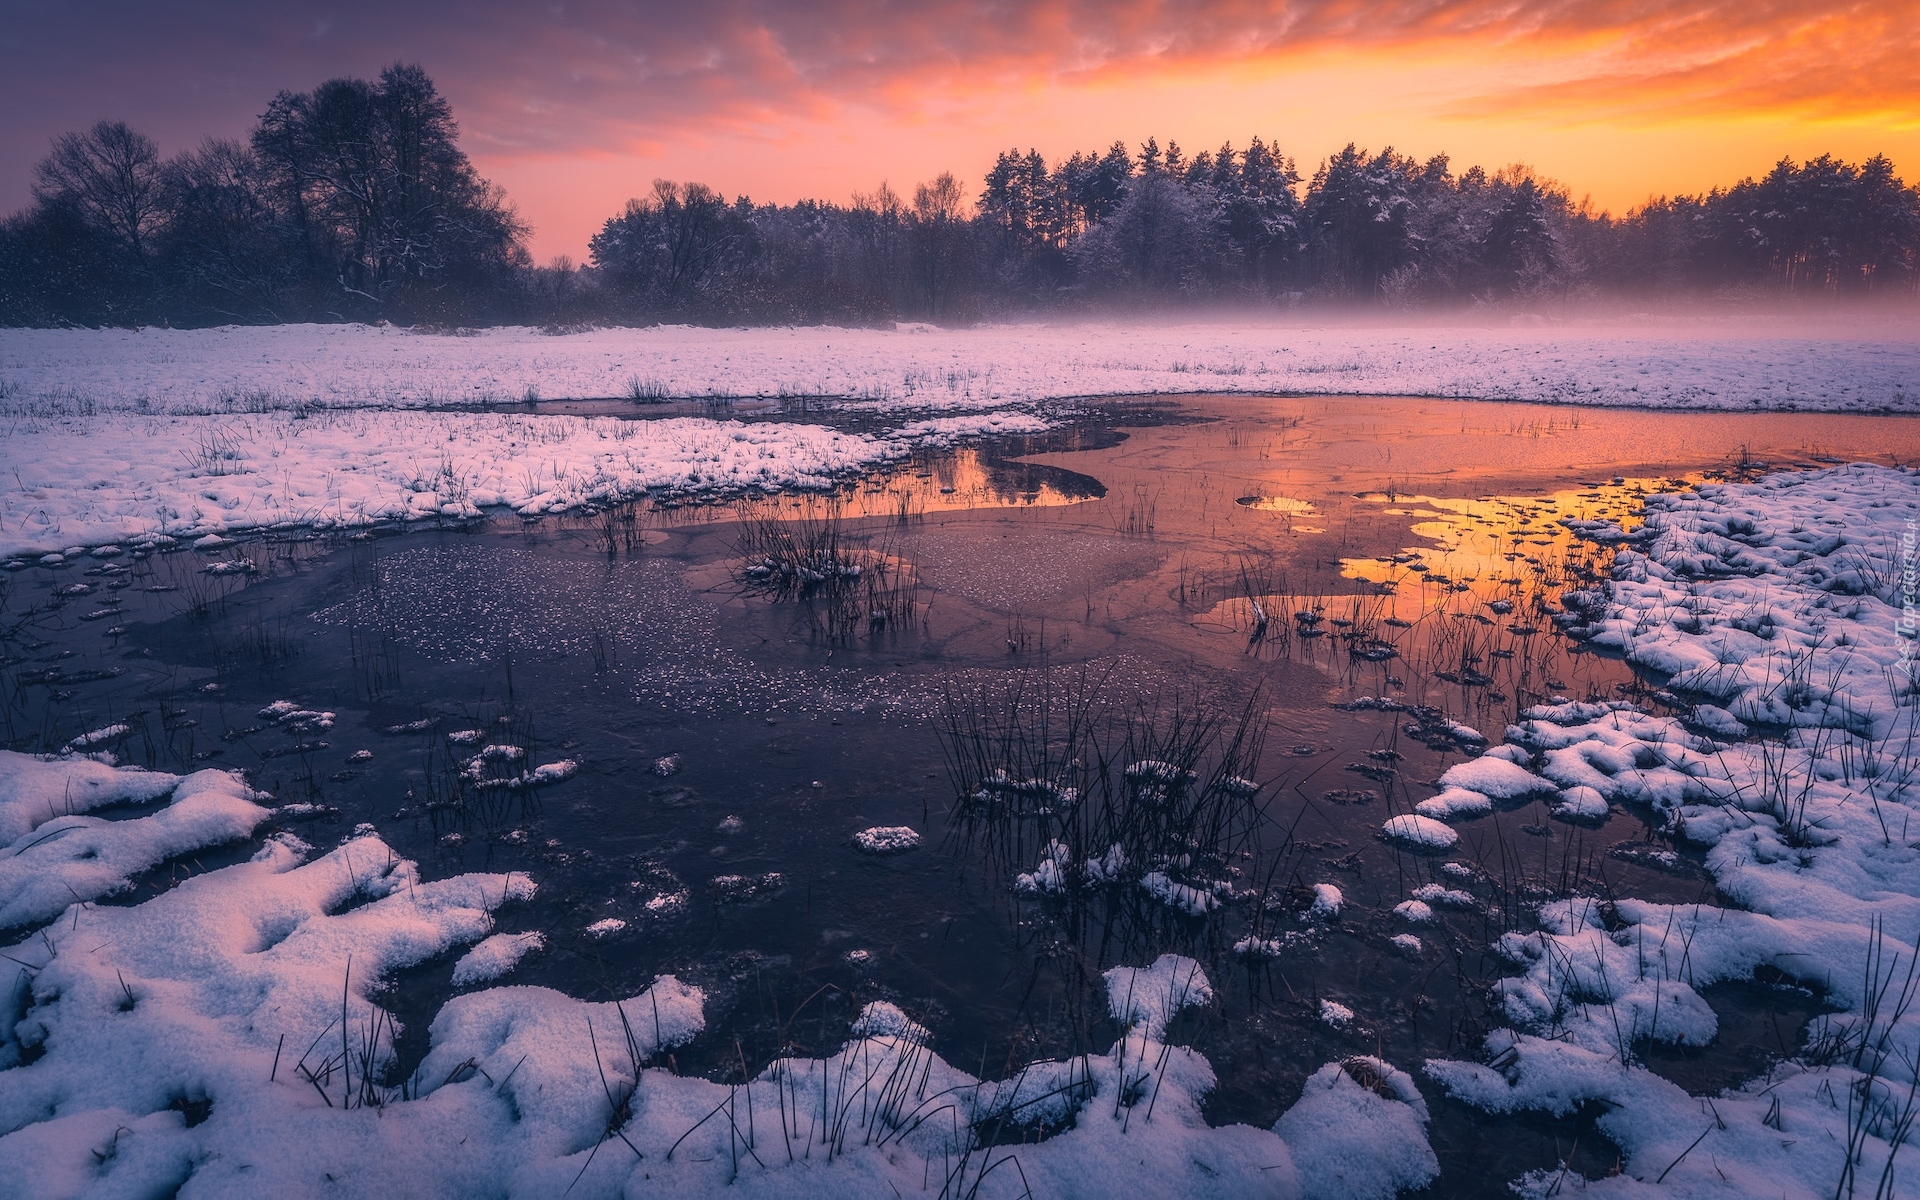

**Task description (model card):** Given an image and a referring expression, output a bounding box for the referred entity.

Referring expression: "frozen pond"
[3,394,1916,1195]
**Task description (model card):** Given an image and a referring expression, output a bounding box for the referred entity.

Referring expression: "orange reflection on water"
[1339,476,1688,609]
[769,448,1101,521]
[1233,493,1324,533]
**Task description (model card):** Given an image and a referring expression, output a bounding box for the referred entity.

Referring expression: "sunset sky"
[3,1,1914,263]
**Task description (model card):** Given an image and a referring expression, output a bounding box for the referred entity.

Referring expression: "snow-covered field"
[3,318,1916,415]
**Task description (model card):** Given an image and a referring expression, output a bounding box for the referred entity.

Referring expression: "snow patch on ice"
[852,825,921,854]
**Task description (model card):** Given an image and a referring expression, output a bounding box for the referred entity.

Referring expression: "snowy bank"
[0,795,1443,1199]
[1419,464,1920,1197]
[0,410,906,558]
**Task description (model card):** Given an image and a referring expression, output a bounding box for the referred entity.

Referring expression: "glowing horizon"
[2,1,1914,262]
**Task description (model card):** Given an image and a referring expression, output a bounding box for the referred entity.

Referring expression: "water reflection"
[1233,493,1324,532]
[671,447,1105,524]
[1338,476,1686,606]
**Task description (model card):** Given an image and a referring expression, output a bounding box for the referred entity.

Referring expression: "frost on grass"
[1426,465,1920,1198]
[851,825,921,853]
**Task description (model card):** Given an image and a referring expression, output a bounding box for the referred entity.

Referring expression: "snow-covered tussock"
[1275,1058,1439,1199]
[848,1000,930,1044]
[1105,954,1215,1041]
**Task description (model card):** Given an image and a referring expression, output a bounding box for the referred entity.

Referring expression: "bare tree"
[32,120,165,261]
[910,173,968,319]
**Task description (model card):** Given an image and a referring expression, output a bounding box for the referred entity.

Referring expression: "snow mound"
[1381,814,1460,849]
[450,931,546,986]
[0,751,179,841]
[1413,786,1493,820]
[1105,954,1214,1040]
[1393,900,1435,924]
[849,1000,930,1045]
[1309,883,1345,918]
[1435,756,1558,800]
[1274,1058,1439,1200]
[1550,786,1609,821]
[0,756,270,930]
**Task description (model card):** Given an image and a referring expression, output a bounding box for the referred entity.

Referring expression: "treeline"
[3,64,1917,328]
[1,63,526,327]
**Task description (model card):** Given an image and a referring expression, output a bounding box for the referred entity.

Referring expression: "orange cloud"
[3,0,1913,258]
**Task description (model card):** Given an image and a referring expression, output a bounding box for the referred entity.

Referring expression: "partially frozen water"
[3,394,1914,1196]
